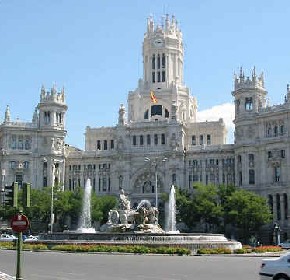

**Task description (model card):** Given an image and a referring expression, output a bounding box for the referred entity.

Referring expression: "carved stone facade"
[0,86,67,191]
[1,15,290,240]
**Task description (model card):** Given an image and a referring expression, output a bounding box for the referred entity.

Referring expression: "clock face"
[153,38,164,47]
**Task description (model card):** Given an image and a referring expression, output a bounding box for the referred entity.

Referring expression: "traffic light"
[23,182,31,208]
[4,182,18,208]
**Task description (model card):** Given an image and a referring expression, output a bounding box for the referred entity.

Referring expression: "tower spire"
[4,105,11,123]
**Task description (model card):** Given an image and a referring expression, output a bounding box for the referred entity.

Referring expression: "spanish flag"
[150,91,158,103]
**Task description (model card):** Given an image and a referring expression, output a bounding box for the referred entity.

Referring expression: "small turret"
[40,85,66,104]
[38,84,67,129]
[234,66,265,91]
[232,67,267,122]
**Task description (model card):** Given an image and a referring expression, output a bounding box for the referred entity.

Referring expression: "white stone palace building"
[1,15,290,239]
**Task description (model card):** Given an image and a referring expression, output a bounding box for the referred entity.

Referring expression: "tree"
[191,184,223,232]
[226,189,272,241]
[175,188,196,231]
[91,194,117,225]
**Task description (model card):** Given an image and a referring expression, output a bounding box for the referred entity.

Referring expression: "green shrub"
[197,247,231,254]
[50,243,190,255]
[0,241,14,249]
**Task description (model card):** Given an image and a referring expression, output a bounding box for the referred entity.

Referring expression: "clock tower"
[127,15,197,124]
[143,14,184,88]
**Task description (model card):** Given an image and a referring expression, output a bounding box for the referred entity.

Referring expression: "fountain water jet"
[166,185,179,234]
[42,184,242,253]
[76,178,96,233]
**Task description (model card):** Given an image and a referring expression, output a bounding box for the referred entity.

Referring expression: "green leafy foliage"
[175,183,272,241]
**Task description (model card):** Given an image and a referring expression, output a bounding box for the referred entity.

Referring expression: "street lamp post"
[145,157,167,210]
[50,162,55,233]
[1,169,5,205]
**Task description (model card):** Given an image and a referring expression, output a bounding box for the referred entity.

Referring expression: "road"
[0,250,270,280]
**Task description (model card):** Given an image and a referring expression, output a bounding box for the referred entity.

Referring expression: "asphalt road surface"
[0,250,269,280]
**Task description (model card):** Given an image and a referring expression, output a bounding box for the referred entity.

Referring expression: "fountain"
[100,189,164,233]
[166,185,180,234]
[40,184,242,253]
[75,179,96,233]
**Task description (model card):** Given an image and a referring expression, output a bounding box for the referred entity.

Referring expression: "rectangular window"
[97,140,101,150]
[199,135,204,145]
[274,126,278,137]
[56,112,62,124]
[102,177,107,192]
[152,72,155,83]
[43,177,47,187]
[140,135,144,146]
[147,134,151,145]
[281,150,285,158]
[24,137,31,150]
[110,140,114,149]
[162,71,165,82]
[11,135,16,149]
[157,54,160,69]
[274,166,281,182]
[157,71,161,82]
[280,125,284,135]
[276,194,281,220]
[162,53,165,68]
[268,151,272,159]
[245,97,253,111]
[249,154,254,167]
[172,173,176,185]
[284,194,288,220]
[154,134,158,145]
[239,171,242,186]
[192,135,196,145]
[161,133,165,145]
[104,140,107,150]
[193,175,199,182]
[18,136,23,150]
[133,136,137,146]
[207,134,211,145]
[44,111,51,124]
[249,169,255,184]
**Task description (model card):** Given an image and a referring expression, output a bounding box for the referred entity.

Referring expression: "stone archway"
[131,170,165,208]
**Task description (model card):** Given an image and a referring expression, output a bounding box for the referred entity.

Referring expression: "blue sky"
[0,0,289,149]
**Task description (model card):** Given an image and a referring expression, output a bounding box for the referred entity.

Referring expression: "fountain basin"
[39,232,242,253]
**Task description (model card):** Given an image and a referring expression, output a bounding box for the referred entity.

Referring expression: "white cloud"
[197,103,235,144]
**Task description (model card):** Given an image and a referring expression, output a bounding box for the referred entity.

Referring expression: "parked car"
[260,252,290,280]
[23,235,39,242]
[280,241,290,249]
[0,234,17,242]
